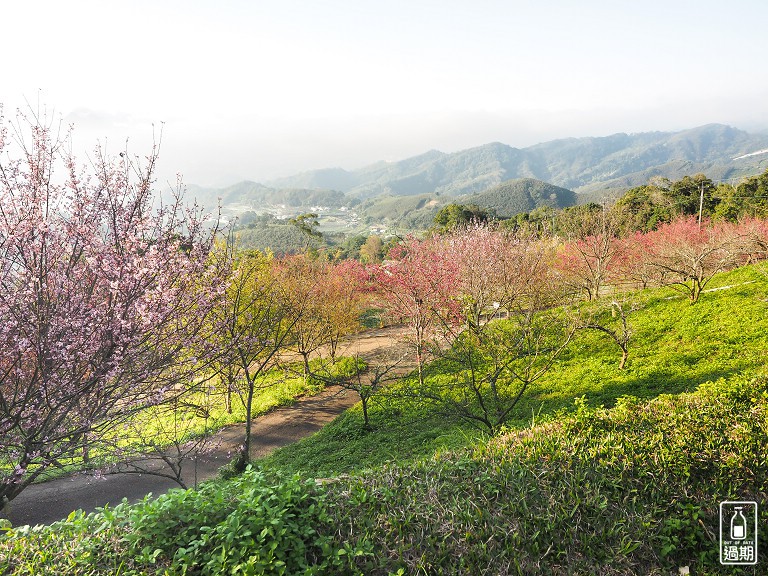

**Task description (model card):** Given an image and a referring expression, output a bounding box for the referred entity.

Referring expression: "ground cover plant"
[264,264,768,476]
[1,371,765,574]
[320,372,768,575]
[1,262,767,574]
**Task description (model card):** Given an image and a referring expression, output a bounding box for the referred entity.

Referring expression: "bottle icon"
[731,506,747,540]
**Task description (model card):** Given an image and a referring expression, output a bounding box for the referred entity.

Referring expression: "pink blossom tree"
[0,107,224,509]
[554,207,625,301]
[372,236,462,387]
[642,217,742,302]
[430,227,575,432]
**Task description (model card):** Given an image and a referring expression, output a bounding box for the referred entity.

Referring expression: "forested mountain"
[458,178,576,217]
[186,123,768,240]
[262,123,768,198]
[185,181,346,210]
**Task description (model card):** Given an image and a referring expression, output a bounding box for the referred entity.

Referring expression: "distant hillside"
[458,178,576,217]
[185,124,768,234]
[185,181,346,210]
[356,193,442,231]
[264,124,768,198]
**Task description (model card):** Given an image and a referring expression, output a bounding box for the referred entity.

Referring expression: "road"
[2,386,358,526]
[1,326,410,527]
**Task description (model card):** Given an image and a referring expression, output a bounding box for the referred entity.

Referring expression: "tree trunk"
[361,394,371,430]
[236,371,255,472]
[302,352,311,385]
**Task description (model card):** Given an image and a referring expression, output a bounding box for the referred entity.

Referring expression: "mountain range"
[188,123,768,219]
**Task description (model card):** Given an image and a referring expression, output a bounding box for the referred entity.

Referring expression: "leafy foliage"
[432,203,496,233]
[1,468,368,575]
[2,267,768,574]
[460,178,576,217]
[322,373,768,575]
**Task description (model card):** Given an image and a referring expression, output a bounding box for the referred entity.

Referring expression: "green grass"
[2,265,768,574]
[2,371,766,574]
[15,357,361,483]
[264,265,768,477]
[523,266,768,414]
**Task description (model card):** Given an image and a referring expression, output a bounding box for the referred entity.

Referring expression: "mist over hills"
[188,123,768,221]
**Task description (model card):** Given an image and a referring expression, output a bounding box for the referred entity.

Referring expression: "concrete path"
[2,386,358,526]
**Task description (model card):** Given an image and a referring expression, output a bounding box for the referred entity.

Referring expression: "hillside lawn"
[1,264,767,575]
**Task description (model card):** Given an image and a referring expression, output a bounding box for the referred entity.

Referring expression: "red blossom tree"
[0,108,223,509]
[612,231,658,290]
[642,216,742,302]
[373,236,462,386]
[322,258,370,361]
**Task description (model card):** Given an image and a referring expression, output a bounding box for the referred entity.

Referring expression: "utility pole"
[698,181,705,229]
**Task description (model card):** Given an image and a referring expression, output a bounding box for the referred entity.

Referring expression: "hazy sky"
[5,0,768,187]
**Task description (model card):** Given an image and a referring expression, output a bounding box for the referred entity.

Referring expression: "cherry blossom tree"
[372,236,462,386]
[428,228,575,433]
[322,258,370,361]
[275,254,330,380]
[0,107,224,509]
[612,231,657,290]
[642,217,741,302]
[554,207,625,301]
[732,218,768,265]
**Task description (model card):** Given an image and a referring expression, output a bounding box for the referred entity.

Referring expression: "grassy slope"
[2,265,767,575]
[263,265,768,477]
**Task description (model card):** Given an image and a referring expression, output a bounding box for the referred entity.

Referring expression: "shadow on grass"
[516,366,744,425]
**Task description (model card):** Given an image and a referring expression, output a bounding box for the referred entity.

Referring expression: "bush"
[1,467,370,575]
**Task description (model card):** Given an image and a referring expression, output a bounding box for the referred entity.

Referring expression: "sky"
[4,0,768,188]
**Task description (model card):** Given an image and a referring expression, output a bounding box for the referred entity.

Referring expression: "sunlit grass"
[4,357,360,482]
[264,264,768,476]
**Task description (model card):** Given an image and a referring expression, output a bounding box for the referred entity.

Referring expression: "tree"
[432,203,495,234]
[714,170,768,222]
[209,246,297,472]
[307,351,406,431]
[577,300,636,370]
[555,206,625,301]
[612,231,657,290]
[100,388,223,489]
[288,213,323,252]
[0,107,223,509]
[611,183,674,233]
[322,259,369,361]
[359,234,384,263]
[343,353,407,430]
[425,229,575,433]
[643,216,741,302]
[664,174,717,219]
[276,254,329,380]
[373,236,461,387]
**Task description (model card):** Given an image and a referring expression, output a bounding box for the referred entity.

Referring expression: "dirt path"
[2,326,410,527]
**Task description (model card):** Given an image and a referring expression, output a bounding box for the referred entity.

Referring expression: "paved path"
[2,386,358,527]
